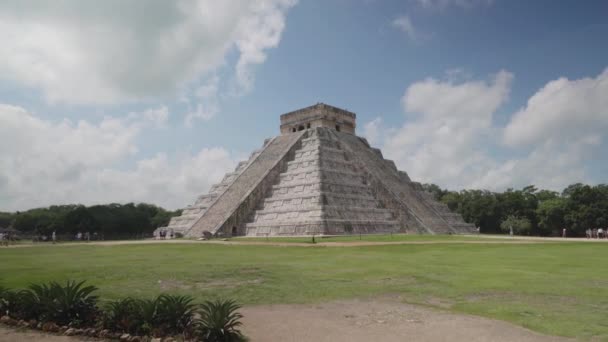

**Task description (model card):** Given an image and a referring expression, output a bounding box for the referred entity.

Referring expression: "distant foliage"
[500,215,532,235]
[429,183,608,237]
[6,203,181,237]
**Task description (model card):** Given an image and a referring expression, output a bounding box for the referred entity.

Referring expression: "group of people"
[0,232,13,246]
[585,228,606,239]
[157,230,174,240]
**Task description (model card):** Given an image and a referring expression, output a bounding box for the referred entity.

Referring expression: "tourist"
[562,228,566,238]
[52,231,56,244]
[0,232,4,247]
[599,228,605,239]
[85,231,90,242]
[593,228,598,239]
[586,228,592,239]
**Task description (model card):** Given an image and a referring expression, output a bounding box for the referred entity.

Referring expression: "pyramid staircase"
[159,137,276,236]
[244,128,402,236]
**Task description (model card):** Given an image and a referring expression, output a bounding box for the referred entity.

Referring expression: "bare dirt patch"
[0,326,98,342]
[240,298,573,342]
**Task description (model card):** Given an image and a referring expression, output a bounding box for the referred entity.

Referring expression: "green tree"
[500,215,532,235]
[536,198,566,235]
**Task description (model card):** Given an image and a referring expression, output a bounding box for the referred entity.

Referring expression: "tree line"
[424,183,608,236]
[1,182,606,237]
[0,203,181,238]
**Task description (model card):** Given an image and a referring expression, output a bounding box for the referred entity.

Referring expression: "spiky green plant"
[156,294,196,336]
[101,297,140,333]
[195,299,247,342]
[26,280,98,326]
[134,297,159,335]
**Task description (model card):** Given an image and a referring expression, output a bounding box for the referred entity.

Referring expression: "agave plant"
[26,280,99,326]
[195,299,247,342]
[156,294,196,336]
[134,297,160,336]
[101,297,141,333]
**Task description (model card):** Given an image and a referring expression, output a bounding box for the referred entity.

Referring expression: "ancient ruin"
[161,103,475,237]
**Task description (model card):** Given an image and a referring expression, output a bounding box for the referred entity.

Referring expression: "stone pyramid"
[160,103,475,237]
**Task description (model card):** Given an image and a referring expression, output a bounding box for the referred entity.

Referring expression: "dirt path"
[0,327,98,342]
[240,298,573,342]
[1,298,572,342]
[7,234,602,249]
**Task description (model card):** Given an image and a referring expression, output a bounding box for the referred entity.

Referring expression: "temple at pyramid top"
[280,103,356,134]
[157,103,475,238]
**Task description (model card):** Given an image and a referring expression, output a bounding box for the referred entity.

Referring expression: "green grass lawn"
[1,239,606,340]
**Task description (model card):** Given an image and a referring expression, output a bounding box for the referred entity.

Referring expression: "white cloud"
[362,117,384,146]
[371,69,608,192]
[235,0,296,93]
[137,106,169,128]
[0,0,296,105]
[504,68,608,147]
[392,15,417,40]
[0,104,236,211]
[184,75,220,125]
[382,70,512,189]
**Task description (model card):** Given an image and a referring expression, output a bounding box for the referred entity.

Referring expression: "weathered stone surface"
[174,103,474,237]
[64,328,76,336]
[187,131,305,237]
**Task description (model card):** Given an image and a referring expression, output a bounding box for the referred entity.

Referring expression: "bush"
[1,281,246,341]
[156,294,196,336]
[23,280,98,326]
[196,299,247,342]
[0,286,13,316]
[101,294,196,337]
[101,297,141,334]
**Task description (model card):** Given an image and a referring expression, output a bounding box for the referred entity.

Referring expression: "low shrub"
[157,294,196,336]
[2,280,98,326]
[101,297,141,334]
[1,281,246,341]
[102,294,196,337]
[195,299,247,342]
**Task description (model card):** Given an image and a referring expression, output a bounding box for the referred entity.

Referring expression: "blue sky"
[1,0,607,211]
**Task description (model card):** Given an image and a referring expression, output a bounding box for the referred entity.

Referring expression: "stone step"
[287,157,354,168]
[269,181,374,199]
[260,192,378,210]
[279,167,363,180]
[293,148,345,162]
[245,219,402,236]
[251,206,396,223]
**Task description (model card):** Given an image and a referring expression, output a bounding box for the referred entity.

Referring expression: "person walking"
[52,231,56,244]
[562,228,567,238]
